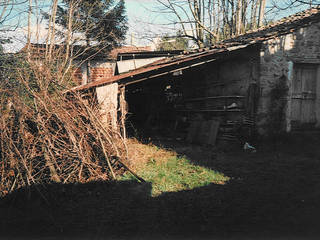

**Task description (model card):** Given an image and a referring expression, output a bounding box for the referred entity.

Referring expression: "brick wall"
[72,60,116,85]
[90,67,114,82]
[90,61,115,83]
[71,46,152,84]
[73,67,83,85]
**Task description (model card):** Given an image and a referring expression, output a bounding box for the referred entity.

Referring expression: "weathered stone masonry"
[259,21,320,132]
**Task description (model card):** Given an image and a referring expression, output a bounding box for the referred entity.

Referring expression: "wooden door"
[291,64,317,128]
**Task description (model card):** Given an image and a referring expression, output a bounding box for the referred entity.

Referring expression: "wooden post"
[119,87,127,139]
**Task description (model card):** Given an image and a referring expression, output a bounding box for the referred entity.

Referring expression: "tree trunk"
[194,0,204,47]
[250,0,258,30]
[222,0,228,39]
[216,0,221,42]
[27,0,32,57]
[235,0,242,36]
[65,0,75,62]
[46,0,59,60]
[258,0,266,28]
[231,0,235,36]
[241,0,248,33]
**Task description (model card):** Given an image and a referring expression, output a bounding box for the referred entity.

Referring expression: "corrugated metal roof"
[117,57,166,74]
[70,6,320,91]
[117,50,184,61]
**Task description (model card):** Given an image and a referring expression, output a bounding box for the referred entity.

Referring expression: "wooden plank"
[291,97,301,122]
[187,121,201,143]
[292,67,302,94]
[207,120,220,145]
[187,120,220,146]
[301,66,317,93]
[195,121,210,144]
[301,99,316,123]
[185,95,245,102]
[301,66,316,123]
[291,64,317,125]
[177,109,244,112]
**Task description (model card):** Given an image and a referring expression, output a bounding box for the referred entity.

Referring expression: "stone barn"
[73,7,320,144]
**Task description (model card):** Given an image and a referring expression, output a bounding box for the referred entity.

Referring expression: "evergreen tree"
[45,0,128,51]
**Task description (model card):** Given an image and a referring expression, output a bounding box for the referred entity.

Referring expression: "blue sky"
[123,0,310,45]
[1,0,314,51]
[124,0,174,45]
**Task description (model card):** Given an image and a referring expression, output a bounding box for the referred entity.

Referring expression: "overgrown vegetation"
[0,50,128,197]
[122,141,229,196]
[0,0,131,197]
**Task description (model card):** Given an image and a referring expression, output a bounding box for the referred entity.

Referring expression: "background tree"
[0,0,25,50]
[44,0,128,52]
[157,31,189,51]
[258,0,267,28]
[269,0,320,11]
[154,0,267,48]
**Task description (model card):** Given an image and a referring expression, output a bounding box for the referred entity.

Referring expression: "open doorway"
[124,73,187,139]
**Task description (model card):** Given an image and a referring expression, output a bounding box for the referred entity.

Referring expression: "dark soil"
[1,132,320,240]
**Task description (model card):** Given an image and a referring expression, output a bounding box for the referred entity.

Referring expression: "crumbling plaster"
[96,83,118,129]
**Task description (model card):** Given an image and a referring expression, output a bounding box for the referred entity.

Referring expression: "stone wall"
[259,21,320,133]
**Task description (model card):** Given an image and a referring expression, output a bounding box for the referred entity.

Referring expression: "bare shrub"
[0,51,128,197]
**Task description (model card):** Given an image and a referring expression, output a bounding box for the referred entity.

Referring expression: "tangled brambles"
[0,51,128,197]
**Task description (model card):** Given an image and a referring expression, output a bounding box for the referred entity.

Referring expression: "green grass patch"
[120,156,229,196]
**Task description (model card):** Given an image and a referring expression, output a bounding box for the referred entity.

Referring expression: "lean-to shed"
[73,7,320,142]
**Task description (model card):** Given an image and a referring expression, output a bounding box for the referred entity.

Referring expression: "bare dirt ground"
[0,132,319,240]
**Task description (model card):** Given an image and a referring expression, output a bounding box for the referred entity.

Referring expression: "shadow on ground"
[1,133,320,240]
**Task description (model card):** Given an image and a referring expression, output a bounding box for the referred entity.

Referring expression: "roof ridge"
[246,6,320,34]
[202,6,320,49]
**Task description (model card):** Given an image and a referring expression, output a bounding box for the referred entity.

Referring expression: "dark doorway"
[125,74,187,139]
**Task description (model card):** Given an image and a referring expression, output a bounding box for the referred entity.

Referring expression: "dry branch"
[0,51,129,197]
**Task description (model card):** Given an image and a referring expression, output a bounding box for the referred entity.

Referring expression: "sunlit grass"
[121,150,229,196]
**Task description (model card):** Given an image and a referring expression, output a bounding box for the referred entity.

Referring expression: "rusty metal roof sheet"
[70,44,250,91]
